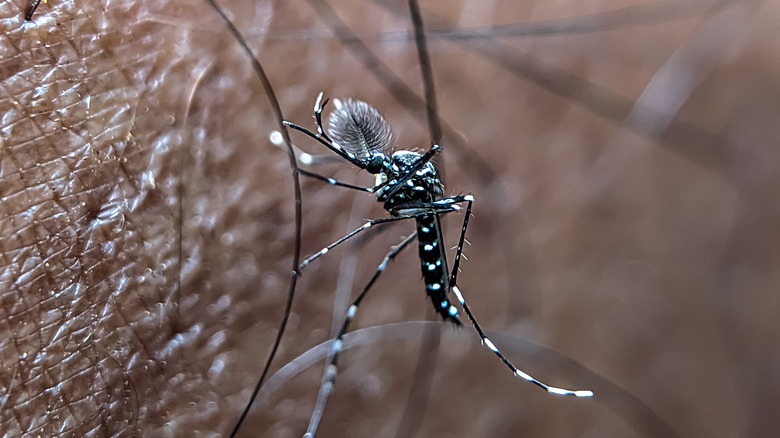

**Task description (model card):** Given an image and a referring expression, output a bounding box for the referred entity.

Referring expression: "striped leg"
[300,195,470,272]
[298,168,375,193]
[391,194,473,218]
[448,195,594,398]
[299,216,410,271]
[305,233,418,438]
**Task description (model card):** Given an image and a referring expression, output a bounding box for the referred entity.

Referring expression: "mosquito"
[285,92,594,436]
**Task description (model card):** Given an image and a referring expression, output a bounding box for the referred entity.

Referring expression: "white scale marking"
[325,364,338,379]
[452,286,465,303]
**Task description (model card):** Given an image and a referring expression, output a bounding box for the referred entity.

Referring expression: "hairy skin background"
[1,0,779,437]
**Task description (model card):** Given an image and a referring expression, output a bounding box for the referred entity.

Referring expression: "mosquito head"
[328,98,394,171]
[365,153,388,174]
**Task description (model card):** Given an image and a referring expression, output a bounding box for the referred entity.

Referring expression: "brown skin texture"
[2,0,779,436]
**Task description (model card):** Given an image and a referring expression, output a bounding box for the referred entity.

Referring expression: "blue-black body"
[376,150,462,325]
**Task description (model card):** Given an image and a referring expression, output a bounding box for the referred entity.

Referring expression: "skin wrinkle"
[3,0,187,435]
[1,0,779,437]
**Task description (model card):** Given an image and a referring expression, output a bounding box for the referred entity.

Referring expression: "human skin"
[2,0,779,437]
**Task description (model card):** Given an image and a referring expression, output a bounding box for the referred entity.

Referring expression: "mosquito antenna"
[327,98,395,158]
[202,1,303,437]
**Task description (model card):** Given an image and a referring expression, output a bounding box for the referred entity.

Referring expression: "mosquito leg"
[312,91,333,142]
[298,169,375,193]
[305,233,418,438]
[448,195,474,287]
[447,195,594,397]
[299,216,412,271]
[299,195,469,274]
[283,120,349,159]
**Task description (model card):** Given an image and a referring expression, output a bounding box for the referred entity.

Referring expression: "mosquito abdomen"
[416,213,461,325]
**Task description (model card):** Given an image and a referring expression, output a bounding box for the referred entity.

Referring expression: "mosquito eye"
[366,156,384,173]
